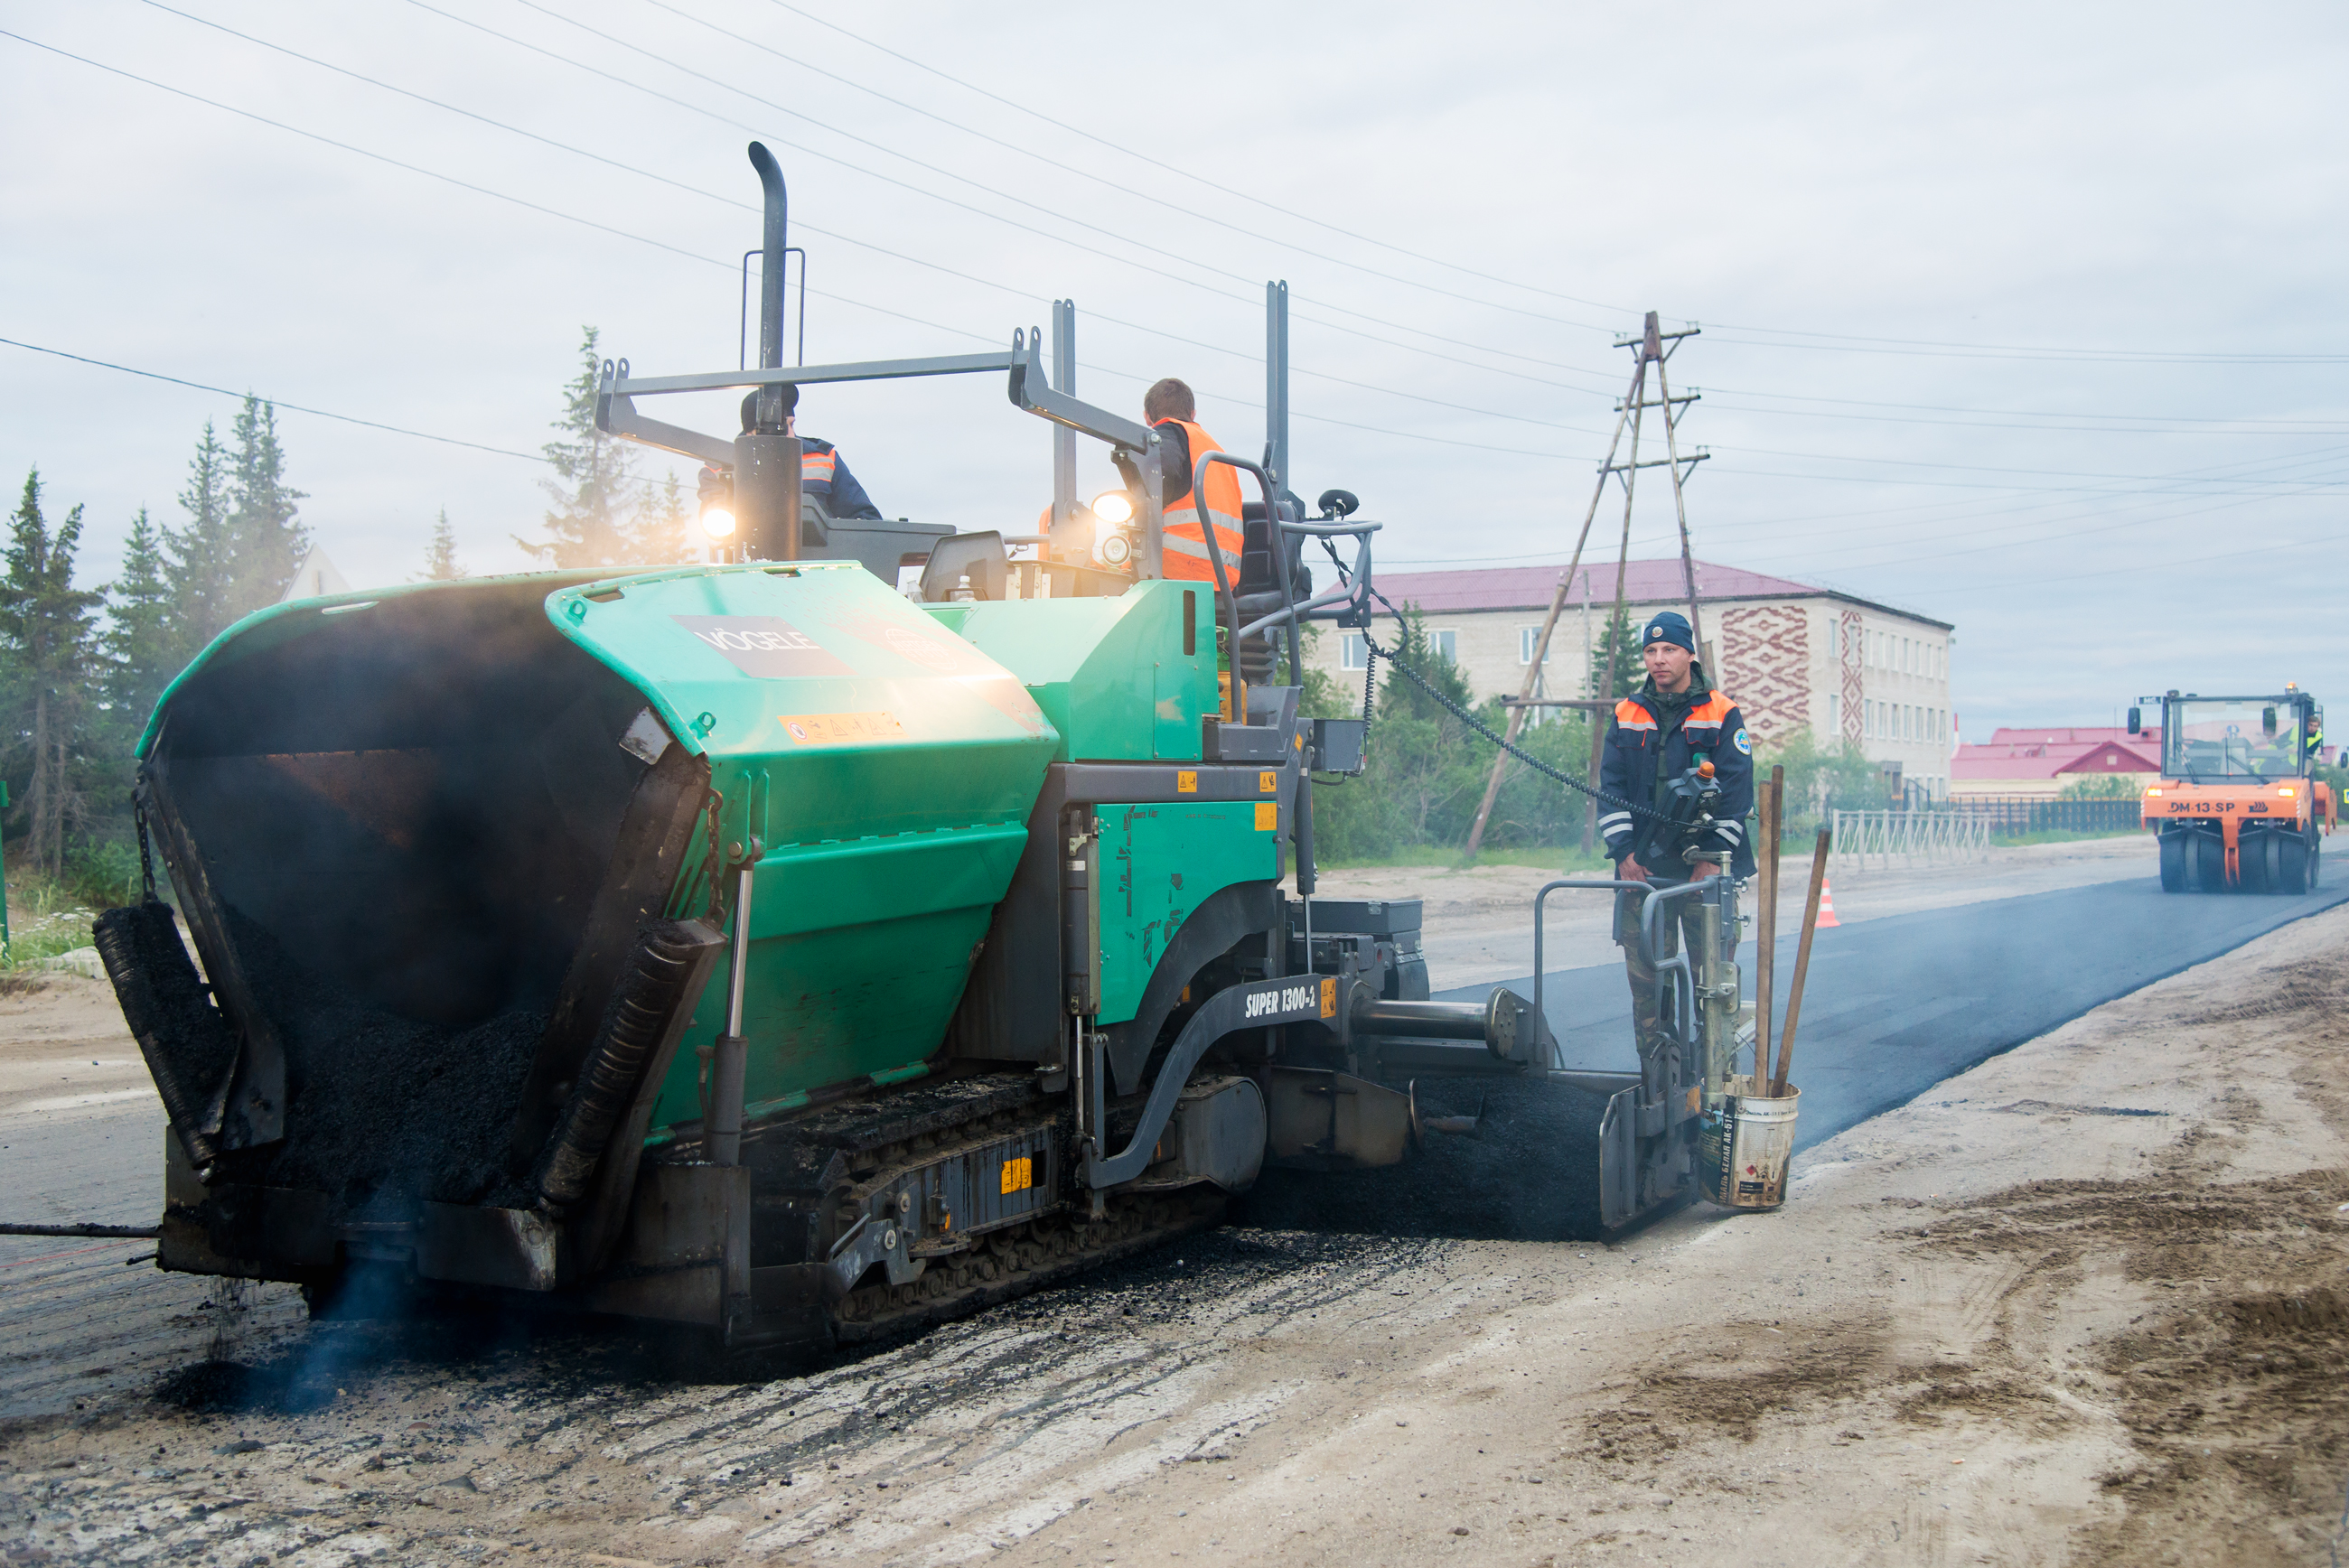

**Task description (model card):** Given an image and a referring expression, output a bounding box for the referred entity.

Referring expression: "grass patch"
[1316,843,1621,875]
[3,866,102,969]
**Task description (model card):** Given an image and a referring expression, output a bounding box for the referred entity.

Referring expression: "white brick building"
[1321,557,1959,799]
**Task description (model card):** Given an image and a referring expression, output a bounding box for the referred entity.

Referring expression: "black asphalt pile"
[1235,1073,1611,1241]
[228,908,546,1209]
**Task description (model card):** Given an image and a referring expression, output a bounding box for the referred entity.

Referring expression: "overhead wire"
[756,1,2347,368]
[402,0,1633,394]
[0,336,548,462]
[116,2,1566,434]
[19,10,2345,583]
[634,0,1627,335]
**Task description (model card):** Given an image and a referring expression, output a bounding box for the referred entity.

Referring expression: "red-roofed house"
[1951,727,2165,800]
[1317,557,1958,798]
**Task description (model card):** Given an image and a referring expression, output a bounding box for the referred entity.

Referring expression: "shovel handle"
[1772,826,1831,1099]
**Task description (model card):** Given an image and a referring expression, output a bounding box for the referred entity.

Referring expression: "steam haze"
[3,0,2344,732]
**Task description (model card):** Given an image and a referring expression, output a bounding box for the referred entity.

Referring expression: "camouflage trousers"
[1614,884,1712,1052]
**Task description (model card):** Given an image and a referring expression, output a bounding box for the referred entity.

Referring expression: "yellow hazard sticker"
[780,711,905,745]
[1259,770,1277,793]
[1320,976,1337,1019]
[1254,803,1278,831]
[999,1155,1034,1195]
[1177,770,1198,794]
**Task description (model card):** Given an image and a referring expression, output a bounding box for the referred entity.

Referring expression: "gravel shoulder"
[4,879,2344,1566]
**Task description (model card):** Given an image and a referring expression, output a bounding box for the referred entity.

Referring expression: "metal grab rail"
[1638,876,1726,1049]
[1192,451,1298,687]
[1235,517,1380,642]
[1530,879,1649,1019]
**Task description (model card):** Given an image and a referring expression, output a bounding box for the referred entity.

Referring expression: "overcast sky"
[4,1,2344,735]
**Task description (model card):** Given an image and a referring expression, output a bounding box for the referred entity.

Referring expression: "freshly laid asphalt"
[1437,871,2349,1152]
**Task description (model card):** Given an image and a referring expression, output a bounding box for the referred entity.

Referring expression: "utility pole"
[1462,311,1708,862]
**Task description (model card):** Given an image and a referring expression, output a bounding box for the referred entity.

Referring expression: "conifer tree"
[636,471,691,565]
[420,507,466,581]
[523,327,639,567]
[104,507,178,729]
[0,471,106,876]
[1586,606,1639,702]
[169,420,238,659]
[226,395,308,617]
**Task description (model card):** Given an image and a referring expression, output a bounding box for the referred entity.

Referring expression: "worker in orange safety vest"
[1128,378,1243,584]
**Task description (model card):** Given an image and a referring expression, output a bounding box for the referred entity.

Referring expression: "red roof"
[1953,734,2162,780]
[1376,558,1831,616]
[1988,726,2155,747]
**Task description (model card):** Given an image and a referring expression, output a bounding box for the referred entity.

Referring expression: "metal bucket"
[1697,1075,1800,1210]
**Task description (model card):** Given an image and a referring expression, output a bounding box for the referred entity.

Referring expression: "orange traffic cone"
[1814,877,1840,929]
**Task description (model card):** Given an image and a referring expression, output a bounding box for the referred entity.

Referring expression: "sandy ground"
[0,975,153,1122]
[2,873,2344,1565]
[1315,834,2159,989]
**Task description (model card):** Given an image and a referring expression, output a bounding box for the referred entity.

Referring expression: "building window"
[1518,626,1553,665]
[1866,699,1875,739]
[1432,630,1458,665]
[1340,634,1366,671]
[1829,694,1839,733]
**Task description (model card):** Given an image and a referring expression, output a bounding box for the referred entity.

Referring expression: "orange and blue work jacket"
[695,435,881,521]
[1597,674,1756,879]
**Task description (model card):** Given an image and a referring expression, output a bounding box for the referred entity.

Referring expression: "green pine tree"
[420,506,466,581]
[169,419,238,658]
[636,471,691,565]
[103,506,179,729]
[0,471,108,876]
[225,395,308,617]
[1586,605,1638,702]
[523,327,640,567]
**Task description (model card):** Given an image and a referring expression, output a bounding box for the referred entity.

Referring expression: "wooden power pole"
[1462,311,1708,862]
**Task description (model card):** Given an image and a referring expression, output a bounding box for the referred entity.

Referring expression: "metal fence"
[1830,797,2143,873]
[1941,797,2144,836]
[1830,810,1993,873]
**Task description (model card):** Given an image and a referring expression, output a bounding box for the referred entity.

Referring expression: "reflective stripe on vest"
[1159,419,1245,583]
[800,449,836,486]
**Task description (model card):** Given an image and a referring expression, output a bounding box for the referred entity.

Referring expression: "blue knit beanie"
[1642,611,1696,654]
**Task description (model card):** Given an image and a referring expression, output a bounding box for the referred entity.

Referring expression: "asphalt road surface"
[1439,871,2349,1149]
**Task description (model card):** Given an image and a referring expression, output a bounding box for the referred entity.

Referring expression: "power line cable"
[755,0,2348,368]
[398,0,1630,394]
[0,33,1613,473]
[757,0,1643,323]
[637,0,1628,336]
[0,335,548,462]
[134,5,1617,436]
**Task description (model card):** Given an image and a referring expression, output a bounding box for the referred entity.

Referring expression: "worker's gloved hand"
[697,464,727,506]
[1109,450,1142,497]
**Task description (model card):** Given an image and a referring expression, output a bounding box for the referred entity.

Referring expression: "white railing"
[1830,809,1991,873]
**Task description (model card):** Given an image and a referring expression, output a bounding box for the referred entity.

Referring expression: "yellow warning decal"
[1259,770,1277,793]
[1177,770,1198,793]
[1254,803,1278,831]
[1319,976,1337,1020]
[999,1155,1033,1195]
[780,711,905,745]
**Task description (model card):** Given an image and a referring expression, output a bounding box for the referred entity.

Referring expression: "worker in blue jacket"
[697,387,884,527]
[1597,610,1757,1055]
